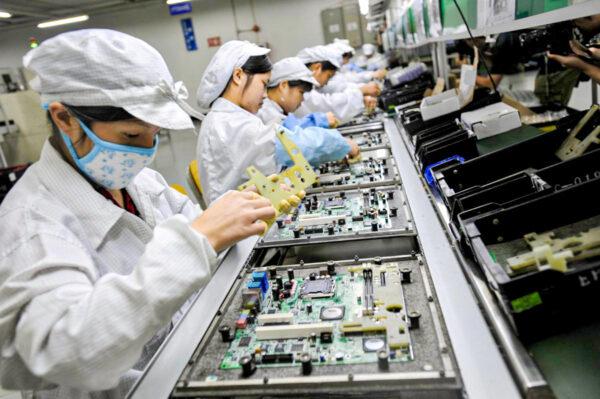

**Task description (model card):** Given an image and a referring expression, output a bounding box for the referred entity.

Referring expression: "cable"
[451,0,498,93]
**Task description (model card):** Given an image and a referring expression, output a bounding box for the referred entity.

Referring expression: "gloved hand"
[326,112,340,128]
[192,190,276,252]
[372,69,387,80]
[361,82,381,97]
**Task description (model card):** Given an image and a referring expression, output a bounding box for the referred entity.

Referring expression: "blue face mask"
[60,119,159,190]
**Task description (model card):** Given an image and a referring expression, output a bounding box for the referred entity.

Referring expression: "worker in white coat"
[196,41,357,204]
[257,58,340,130]
[356,43,389,71]
[294,45,378,123]
[257,57,346,134]
[322,40,386,94]
[0,29,276,398]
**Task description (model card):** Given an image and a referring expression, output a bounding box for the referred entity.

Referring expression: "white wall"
[0,0,343,106]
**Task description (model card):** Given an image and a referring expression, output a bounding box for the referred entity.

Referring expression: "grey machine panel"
[173,255,462,398]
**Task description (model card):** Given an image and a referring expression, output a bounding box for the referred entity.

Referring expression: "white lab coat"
[197,98,279,204]
[0,140,217,398]
[256,97,286,125]
[320,70,376,94]
[295,86,364,124]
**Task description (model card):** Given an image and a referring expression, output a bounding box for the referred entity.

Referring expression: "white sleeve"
[343,71,375,84]
[4,215,217,391]
[198,115,278,204]
[296,88,365,123]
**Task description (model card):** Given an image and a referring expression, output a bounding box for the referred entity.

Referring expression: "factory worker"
[196,41,356,204]
[294,45,378,123]
[257,58,340,129]
[0,29,276,398]
[322,41,385,94]
[356,43,389,71]
[256,57,344,132]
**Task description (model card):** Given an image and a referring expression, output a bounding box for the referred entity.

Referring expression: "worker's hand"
[547,51,593,72]
[346,138,360,158]
[372,69,387,80]
[361,82,381,97]
[363,96,377,112]
[192,191,275,252]
[326,112,340,128]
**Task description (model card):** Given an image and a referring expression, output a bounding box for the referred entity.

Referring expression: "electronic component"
[363,337,386,352]
[319,305,345,321]
[299,277,335,298]
[255,322,334,340]
[260,187,411,248]
[179,255,460,399]
[310,150,399,193]
[257,313,293,325]
[506,227,600,274]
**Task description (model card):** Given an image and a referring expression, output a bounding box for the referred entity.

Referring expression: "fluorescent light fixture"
[0,11,12,18]
[37,14,89,29]
[359,0,369,15]
[166,0,189,4]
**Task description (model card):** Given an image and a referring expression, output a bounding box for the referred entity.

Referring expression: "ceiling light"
[37,15,89,29]
[0,11,12,18]
[166,0,190,4]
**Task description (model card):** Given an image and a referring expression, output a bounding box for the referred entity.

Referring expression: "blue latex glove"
[275,126,350,168]
[282,112,330,130]
[346,62,364,73]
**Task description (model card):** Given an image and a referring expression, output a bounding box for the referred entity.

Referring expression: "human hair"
[287,80,314,92]
[47,105,134,137]
[218,54,273,100]
[305,61,338,71]
[342,51,353,58]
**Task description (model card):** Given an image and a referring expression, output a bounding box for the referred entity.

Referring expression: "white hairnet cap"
[330,39,355,55]
[23,29,202,130]
[196,40,271,111]
[297,45,342,69]
[362,43,376,56]
[268,57,320,88]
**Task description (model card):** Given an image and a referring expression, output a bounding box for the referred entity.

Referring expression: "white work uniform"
[198,98,279,204]
[0,141,217,398]
[256,97,286,125]
[295,86,364,123]
[320,70,377,94]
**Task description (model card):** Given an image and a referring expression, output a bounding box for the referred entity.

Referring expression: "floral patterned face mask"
[60,119,159,190]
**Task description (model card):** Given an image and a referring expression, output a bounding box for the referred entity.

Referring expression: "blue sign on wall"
[180,18,198,51]
[169,2,192,15]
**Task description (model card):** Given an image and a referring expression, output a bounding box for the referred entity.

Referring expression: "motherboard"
[345,130,390,150]
[259,186,411,247]
[220,260,413,372]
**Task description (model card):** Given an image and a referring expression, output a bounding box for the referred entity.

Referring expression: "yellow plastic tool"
[238,128,317,232]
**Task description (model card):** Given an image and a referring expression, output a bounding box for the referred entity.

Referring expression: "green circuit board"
[315,157,395,188]
[346,130,390,149]
[220,262,413,370]
[269,188,401,241]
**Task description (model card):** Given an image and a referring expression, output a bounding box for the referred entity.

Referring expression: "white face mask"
[61,119,159,190]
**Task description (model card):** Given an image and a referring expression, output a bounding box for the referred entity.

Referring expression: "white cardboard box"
[420,64,476,121]
[461,102,521,140]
